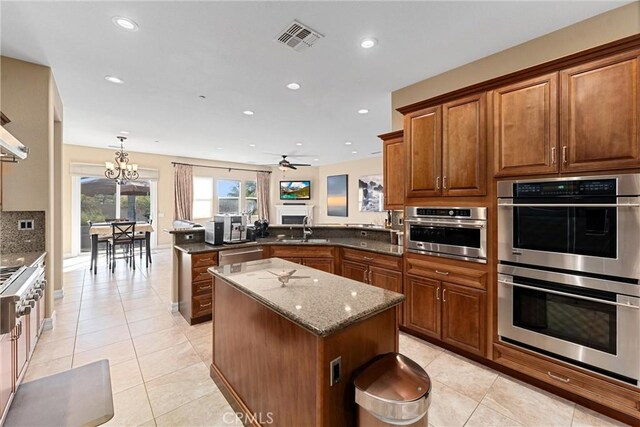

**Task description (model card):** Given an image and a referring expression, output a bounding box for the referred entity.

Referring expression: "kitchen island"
[208,258,404,427]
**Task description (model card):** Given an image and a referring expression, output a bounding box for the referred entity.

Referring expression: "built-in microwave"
[406,207,487,263]
[498,174,640,280]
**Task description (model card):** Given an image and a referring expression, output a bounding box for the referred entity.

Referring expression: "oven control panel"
[415,208,471,217]
[514,179,616,197]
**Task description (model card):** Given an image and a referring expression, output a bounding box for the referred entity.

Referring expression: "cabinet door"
[280,258,302,265]
[442,93,487,196]
[405,276,440,339]
[369,266,402,293]
[441,282,485,356]
[405,106,442,197]
[341,260,368,284]
[302,258,334,274]
[494,73,559,177]
[561,52,640,172]
[383,135,405,209]
[0,333,12,418]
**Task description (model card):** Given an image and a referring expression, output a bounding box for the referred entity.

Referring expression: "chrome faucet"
[302,216,313,242]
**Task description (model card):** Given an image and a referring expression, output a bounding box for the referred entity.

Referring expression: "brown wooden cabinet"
[442,93,487,196]
[379,130,404,210]
[178,250,217,325]
[341,260,369,283]
[561,51,640,173]
[404,256,486,356]
[340,249,402,293]
[405,94,486,198]
[493,73,559,177]
[302,258,334,274]
[267,246,336,274]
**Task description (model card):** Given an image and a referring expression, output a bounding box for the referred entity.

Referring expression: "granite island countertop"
[209,257,405,337]
[1,251,47,268]
[175,237,403,256]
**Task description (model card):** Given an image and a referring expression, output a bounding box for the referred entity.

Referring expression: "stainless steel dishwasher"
[218,246,263,266]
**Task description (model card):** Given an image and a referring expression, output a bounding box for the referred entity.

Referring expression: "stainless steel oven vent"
[275,20,324,52]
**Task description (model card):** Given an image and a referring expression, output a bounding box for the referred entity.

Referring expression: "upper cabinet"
[493,73,558,177]
[379,130,405,210]
[404,95,486,198]
[560,51,640,173]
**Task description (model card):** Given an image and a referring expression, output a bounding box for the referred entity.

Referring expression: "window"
[193,176,214,218]
[217,179,240,214]
[245,180,258,216]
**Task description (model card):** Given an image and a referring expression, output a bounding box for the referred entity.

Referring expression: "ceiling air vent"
[275,20,324,52]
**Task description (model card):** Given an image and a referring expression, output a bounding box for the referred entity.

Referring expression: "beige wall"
[391,2,640,130]
[1,56,63,317]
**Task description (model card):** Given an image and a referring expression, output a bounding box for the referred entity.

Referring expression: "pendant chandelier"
[105,136,139,184]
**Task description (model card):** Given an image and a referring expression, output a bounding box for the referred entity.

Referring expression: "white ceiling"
[0,1,628,166]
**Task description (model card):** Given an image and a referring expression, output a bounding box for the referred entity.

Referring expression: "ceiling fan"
[274,155,311,171]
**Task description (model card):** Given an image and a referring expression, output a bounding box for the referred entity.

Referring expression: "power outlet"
[360,231,367,237]
[185,234,194,240]
[18,220,34,230]
[330,356,341,386]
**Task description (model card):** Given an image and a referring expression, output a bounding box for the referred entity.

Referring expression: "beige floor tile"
[38,322,78,343]
[54,301,81,314]
[54,311,81,325]
[572,406,627,427]
[23,356,73,383]
[77,312,128,335]
[120,289,159,301]
[189,333,213,365]
[110,359,144,394]
[137,419,156,427]
[75,324,130,352]
[482,376,575,426]
[180,321,212,342]
[78,305,125,321]
[132,327,188,357]
[30,337,75,364]
[428,380,479,427]
[73,339,137,367]
[104,384,154,427]
[464,404,523,427]
[399,333,443,368]
[145,362,217,417]
[426,352,498,401]
[122,295,164,312]
[125,306,170,323]
[128,313,176,338]
[155,390,241,426]
[138,341,201,381]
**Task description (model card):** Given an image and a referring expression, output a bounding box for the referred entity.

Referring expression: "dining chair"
[133,219,152,267]
[107,221,136,273]
[88,220,110,273]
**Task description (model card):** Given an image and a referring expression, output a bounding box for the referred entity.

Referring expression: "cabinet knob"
[435,270,449,276]
[562,146,568,165]
[436,287,440,300]
[436,177,441,190]
[443,176,447,190]
[551,147,557,165]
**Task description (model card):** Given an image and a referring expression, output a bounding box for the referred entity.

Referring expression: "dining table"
[89,222,154,274]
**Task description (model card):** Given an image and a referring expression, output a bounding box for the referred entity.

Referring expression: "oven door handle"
[498,280,639,309]
[406,219,485,229]
[498,203,640,208]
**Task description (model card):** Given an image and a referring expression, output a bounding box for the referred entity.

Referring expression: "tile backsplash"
[0,211,46,253]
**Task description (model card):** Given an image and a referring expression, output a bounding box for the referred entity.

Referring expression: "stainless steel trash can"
[355,353,431,426]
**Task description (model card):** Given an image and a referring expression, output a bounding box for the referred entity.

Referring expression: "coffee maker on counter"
[214,214,249,243]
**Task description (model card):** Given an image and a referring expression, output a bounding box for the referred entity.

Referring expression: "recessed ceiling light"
[243,110,254,116]
[295,142,303,146]
[351,150,358,154]
[119,130,129,135]
[216,147,223,150]
[105,75,124,84]
[313,158,319,161]
[345,141,352,145]
[112,16,139,32]
[286,82,301,90]
[360,38,377,49]
[249,144,256,147]
[357,109,369,115]
[154,140,159,143]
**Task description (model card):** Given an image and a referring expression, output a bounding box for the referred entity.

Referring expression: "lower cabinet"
[267,246,336,274]
[341,260,369,283]
[178,251,217,325]
[440,283,485,356]
[405,276,441,339]
[301,258,334,273]
[340,249,403,293]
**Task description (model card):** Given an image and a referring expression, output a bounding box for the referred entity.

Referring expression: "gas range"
[0,265,45,334]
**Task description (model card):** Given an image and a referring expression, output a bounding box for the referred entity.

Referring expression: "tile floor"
[23,249,628,427]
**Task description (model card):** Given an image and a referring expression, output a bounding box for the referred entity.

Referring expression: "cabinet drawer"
[269,245,335,259]
[192,252,217,268]
[193,280,213,296]
[342,248,402,271]
[406,257,485,290]
[494,343,640,418]
[192,294,213,317]
[192,266,213,283]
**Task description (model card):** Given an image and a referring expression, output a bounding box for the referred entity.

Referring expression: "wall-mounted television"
[280,180,311,200]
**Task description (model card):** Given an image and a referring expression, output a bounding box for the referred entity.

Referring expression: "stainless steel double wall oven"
[497,174,640,385]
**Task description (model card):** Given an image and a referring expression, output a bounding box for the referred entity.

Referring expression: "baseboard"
[42,311,56,331]
[168,302,178,313]
[53,289,64,300]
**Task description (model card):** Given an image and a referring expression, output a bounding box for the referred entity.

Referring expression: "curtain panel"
[256,171,271,221]
[174,164,193,220]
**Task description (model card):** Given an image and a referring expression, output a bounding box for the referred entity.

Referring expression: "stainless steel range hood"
[0,126,29,160]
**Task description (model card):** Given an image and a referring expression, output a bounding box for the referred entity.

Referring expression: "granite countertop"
[1,251,47,268]
[209,258,405,337]
[175,237,403,256]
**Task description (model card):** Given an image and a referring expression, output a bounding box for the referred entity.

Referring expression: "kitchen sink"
[278,238,329,243]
